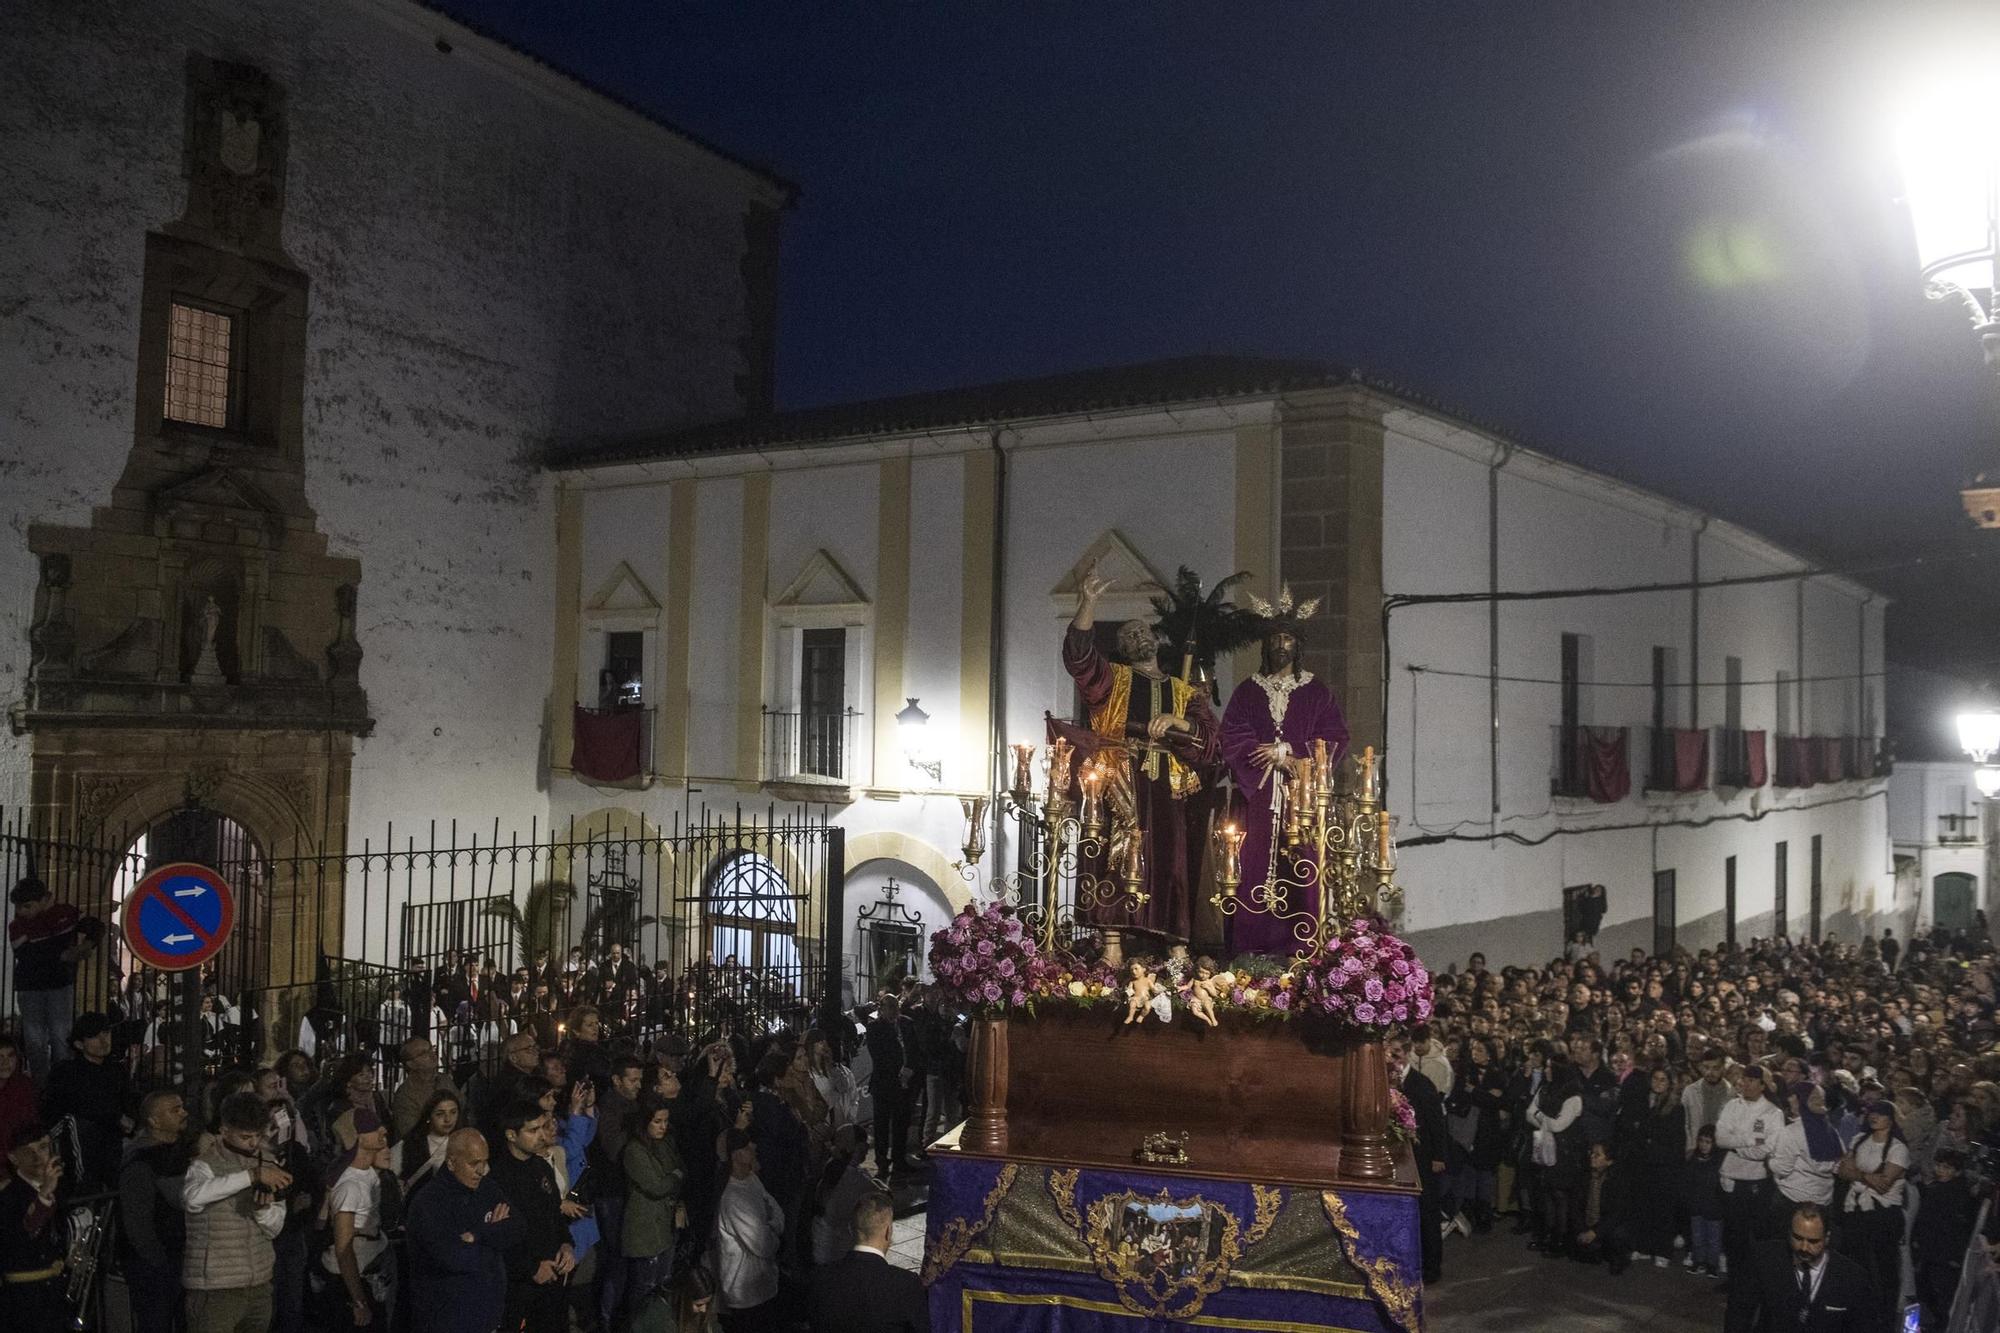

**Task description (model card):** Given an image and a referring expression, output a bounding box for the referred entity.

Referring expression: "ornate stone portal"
[9,55,369,998]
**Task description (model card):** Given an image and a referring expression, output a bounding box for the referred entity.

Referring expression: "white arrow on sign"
[162,933,197,945]
[173,887,206,898]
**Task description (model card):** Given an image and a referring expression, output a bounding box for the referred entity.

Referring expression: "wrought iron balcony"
[761,707,861,785]
[1938,813,1981,846]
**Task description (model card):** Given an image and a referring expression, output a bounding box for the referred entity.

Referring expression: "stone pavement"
[1427,1228,1729,1333]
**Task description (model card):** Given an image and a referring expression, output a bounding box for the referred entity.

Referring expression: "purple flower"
[1230,988,1247,1006]
[996,958,1016,977]
[1353,1002,1377,1024]
[976,939,995,956]
[1383,982,1405,1004]
[1341,955,1365,975]
[1272,991,1292,1011]
[1389,958,1411,977]
[1415,997,1433,1020]
[982,981,1002,1003]
[1363,977,1384,1002]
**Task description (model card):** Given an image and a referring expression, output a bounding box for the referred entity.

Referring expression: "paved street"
[1427,1229,1727,1333]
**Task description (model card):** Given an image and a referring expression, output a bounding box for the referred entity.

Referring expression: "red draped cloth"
[1672,728,1708,792]
[1819,736,1847,782]
[1581,727,1630,803]
[1742,730,1768,788]
[571,704,643,783]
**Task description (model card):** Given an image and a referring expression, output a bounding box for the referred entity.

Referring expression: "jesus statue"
[1059,568,1219,943]
[1219,589,1349,956]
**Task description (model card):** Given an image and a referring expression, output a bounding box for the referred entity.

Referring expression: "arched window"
[703,852,799,977]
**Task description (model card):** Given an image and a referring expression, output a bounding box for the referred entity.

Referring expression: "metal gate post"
[819,826,845,1033]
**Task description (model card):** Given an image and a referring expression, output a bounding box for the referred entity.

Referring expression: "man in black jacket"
[406,1128,522,1333]
[485,1100,575,1333]
[865,997,909,1181]
[118,1089,192,1333]
[809,1191,927,1333]
[1390,1033,1448,1285]
[1724,1203,1874,1333]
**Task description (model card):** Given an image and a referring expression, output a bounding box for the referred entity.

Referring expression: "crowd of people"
[1392,917,2000,1331]
[2,875,946,1333]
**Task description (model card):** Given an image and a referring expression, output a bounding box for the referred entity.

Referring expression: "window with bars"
[164,301,241,428]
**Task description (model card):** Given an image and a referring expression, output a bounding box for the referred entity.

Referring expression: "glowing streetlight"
[1955,707,2000,764]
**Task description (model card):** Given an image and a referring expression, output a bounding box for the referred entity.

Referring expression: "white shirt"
[1768,1120,1837,1204]
[321,1165,388,1277]
[181,1156,286,1238]
[1842,1134,1909,1210]
[716,1174,784,1310]
[1714,1096,1781,1187]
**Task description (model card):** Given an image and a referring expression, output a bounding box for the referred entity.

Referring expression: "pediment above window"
[586,561,662,617]
[1049,529,1167,611]
[773,550,868,616]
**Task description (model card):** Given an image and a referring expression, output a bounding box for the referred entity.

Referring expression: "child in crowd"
[1681,1124,1725,1276]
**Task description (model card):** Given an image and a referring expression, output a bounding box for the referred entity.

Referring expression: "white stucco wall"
[0,0,776,835]
[1380,412,1891,967]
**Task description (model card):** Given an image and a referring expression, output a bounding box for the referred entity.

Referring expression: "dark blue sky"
[440,1,1999,667]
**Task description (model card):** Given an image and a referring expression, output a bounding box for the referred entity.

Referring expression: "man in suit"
[1725,1202,1874,1333]
[809,1191,927,1332]
[1389,1033,1449,1284]
[865,996,909,1181]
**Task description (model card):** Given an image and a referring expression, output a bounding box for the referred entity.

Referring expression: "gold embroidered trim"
[1319,1190,1421,1333]
[922,1164,1020,1286]
[962,1287,1371,1332]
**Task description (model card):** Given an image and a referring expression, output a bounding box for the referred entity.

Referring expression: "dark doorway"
[1809,835,1823,944]
[1724,855,1737,948]
[1933,872,1977,931]
[1774,842,1789,938]
[1653,869,1677,957]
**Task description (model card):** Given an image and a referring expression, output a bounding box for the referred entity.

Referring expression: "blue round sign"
[122,862,237,971]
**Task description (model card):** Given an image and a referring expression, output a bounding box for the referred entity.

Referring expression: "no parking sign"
[121,861,237,972]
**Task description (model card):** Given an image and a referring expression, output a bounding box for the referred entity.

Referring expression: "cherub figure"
[1185,955,1222,1027]
[1124,957,1159,1024]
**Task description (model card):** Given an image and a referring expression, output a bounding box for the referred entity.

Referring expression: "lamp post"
[1955,706,2000,795]
[1894,72,2000,523]
[895,697,942,784]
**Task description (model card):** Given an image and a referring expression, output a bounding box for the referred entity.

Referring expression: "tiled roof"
[548,355,1385,467]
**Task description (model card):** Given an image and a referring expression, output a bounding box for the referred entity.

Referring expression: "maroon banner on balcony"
[1743,729,1767,788]
[1583,726,1630,803]
[1776,736,1814,787]
[1671,728,1708,791]
[572,704,643,783]
[1817,736,1846,783]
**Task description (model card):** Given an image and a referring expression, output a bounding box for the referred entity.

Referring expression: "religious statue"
[1219,587,1349,955]
[1060,566,1220,942]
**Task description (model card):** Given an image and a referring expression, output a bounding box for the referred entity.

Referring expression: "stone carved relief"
[80,620,162,680]
[27,553,75,676]
[261,626,320,682]
[181,56,289,252]
[75,774,145,833]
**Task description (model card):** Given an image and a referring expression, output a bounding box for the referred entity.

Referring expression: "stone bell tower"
[13,55,370,991]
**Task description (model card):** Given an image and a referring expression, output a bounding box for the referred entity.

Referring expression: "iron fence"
[1,802,844,1084]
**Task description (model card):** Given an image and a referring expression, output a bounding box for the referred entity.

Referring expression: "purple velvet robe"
[1219,672,1349,956]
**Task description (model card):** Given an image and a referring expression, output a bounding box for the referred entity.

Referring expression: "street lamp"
[1893,71,2000,523]
[895,697,942,784]
[1955,706,2000,797]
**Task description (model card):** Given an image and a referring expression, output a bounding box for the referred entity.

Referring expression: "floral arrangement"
[1387,1087,1418,1144]
[929,902,1432,1037]
[928,900,1047,1014]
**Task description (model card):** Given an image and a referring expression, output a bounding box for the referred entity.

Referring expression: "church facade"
[0,0,786,980]
[545,364,1893,973]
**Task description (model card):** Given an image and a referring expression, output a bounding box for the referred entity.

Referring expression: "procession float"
[921,577,1428,1333]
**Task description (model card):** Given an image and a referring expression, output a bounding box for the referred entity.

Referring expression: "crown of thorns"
[1243,584,1320,624]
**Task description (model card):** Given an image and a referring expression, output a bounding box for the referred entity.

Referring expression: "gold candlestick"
[1079,763,1104,833]
[1218,823,1244,895]
[1010,742,1036,803]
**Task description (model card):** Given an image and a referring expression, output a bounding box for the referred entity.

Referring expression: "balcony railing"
[1712,727,1767,788]
[762,707,861,784]
[1938,813,1981,846]
[1552,724,1630,802]
[1645,727,1709,793]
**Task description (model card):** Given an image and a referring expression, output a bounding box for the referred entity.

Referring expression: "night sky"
[438,1,1999,685]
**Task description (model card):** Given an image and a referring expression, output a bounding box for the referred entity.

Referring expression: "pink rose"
[1363,977,1384,1002]
[1353,1002,1377,1024]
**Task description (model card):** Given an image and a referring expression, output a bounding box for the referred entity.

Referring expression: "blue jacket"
[405,1169,521,1333]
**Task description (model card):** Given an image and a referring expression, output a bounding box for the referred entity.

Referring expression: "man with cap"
[6,876,101,1079]
[1714,1063,1782,1284]
[38,1010,128,1191]
[0,1123,68,1321]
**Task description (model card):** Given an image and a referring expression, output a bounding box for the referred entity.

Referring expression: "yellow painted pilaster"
[736,474,771,782]
[550,484,583,774]
[872,457,912,786]
[958,451,996,791]
[658,481,697,781]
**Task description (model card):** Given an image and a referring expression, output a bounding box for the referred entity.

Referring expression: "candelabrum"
[1210,742,1403,957]
[964,737,1152,955]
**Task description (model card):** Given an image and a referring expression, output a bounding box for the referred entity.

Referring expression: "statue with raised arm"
[1219,587,1349,955]
[1058,567,1220,943]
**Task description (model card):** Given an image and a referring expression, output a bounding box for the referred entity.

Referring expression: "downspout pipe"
[987,426,1008,880]
[1488,442,1515,826]
[1690,516,1709,730]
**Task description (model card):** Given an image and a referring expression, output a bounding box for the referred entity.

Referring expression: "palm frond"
[1149,566,1261,672]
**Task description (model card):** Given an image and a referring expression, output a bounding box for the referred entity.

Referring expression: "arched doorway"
[1932,871,1977,931]
[110,802,271,1066]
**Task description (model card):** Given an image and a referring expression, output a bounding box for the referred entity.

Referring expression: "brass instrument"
[50,1115,105,1330]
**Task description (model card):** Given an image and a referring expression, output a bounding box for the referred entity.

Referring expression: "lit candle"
[1219,823,1243,893]
[1079,764,1104,828]
[1360,745,1376,801]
